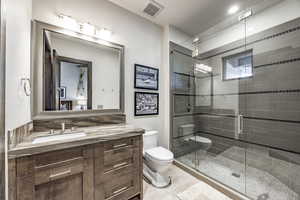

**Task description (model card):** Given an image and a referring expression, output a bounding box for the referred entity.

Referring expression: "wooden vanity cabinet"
[9,146,94,200]
[8,135,143,200]
[95,137,142,200]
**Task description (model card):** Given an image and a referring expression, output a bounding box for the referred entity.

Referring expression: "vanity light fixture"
[81,22,96,36]
[96,28,112,40]
[228,5,239,15]
[57,14,113,40]
[58,14,80,31]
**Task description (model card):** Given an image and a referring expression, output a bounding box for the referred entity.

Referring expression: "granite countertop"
[8,124,145,159]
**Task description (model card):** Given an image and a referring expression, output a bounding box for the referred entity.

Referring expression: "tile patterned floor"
[177,147,300,200]
[143,164,233,200]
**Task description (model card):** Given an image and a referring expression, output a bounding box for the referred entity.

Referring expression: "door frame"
[56,56,93,110]
[0,0,6,199]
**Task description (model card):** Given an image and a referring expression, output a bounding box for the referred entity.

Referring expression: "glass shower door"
[192,58,248,195]
[240,6,300,199]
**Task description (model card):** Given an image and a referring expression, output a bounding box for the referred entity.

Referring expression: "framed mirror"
[32,21,124,119]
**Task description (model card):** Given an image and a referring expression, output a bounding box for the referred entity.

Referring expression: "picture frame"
[135,92,159,116]
[60,86,66,99]
[134,64,159,90]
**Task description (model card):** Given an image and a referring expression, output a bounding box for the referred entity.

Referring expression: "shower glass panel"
[170,41,247,194]
[170,1,300,199]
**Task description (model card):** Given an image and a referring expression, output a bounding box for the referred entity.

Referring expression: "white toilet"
[143,130,174,188]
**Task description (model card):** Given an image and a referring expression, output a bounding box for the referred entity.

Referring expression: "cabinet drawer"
[104,137,138,151]
[104,146,134,172]
[35,157,84,185]
[34,147,83,167]
[103,165,139,199]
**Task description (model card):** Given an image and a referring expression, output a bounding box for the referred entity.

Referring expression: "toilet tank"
[143,130,158,150]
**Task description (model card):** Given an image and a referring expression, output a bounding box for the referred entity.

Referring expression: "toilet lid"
[145,147,174,161]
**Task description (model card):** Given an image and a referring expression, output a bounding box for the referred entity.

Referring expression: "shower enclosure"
[170,2,300,199]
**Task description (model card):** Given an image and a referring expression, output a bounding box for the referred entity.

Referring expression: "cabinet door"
[35,174,83,200]
[15,146,94,200]
[94,136,142,200]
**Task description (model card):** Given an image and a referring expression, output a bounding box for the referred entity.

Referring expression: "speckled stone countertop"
[8,124,145,159]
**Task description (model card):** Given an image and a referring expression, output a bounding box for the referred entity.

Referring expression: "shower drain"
[257,193,269,200]
[231,172,241,178]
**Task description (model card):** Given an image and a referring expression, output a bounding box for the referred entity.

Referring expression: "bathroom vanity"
[7,19,145,200]
[8,125,144,200]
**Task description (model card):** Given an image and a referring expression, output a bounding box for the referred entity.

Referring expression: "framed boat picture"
[134,64,159,90]
[135,92,159,116]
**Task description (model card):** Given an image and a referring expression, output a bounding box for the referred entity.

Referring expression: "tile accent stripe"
[174,112,300,124]
[254,57,300,69]
[174,72,215,80]
[174,89,300,97]
[173,56,300,80]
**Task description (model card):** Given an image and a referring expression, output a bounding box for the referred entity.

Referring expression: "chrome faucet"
[71,126,77,132]
[61,122,65,133]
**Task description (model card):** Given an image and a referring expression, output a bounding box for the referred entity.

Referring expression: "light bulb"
[81,23,96,36]
[58,14,80,31]
[96,28,112,40]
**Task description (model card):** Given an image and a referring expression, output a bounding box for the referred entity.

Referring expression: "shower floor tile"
[177,146,300,200]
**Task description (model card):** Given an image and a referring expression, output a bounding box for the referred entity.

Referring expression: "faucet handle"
[61,122,65,132]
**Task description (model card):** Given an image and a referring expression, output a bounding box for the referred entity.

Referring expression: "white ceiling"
[108,0,266,36]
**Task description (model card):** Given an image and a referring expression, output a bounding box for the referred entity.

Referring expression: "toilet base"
[143,163,172,188]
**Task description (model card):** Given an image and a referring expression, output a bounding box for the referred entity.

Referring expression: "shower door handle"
[237,114,244,135]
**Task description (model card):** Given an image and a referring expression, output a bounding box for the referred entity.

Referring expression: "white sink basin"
[32,132,86,144]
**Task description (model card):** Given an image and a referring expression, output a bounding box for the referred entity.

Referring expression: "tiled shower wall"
[171,17,300,156]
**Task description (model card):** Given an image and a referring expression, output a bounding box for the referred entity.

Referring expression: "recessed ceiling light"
[228,5,239,15]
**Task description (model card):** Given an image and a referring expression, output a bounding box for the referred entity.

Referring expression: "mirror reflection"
[43,30,121,111]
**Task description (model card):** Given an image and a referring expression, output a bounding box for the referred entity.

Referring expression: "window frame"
[222,49,254,81]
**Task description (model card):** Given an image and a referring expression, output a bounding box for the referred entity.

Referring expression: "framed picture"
[60,86,66,99]
[135,92,159,116]
[134,64,159,90]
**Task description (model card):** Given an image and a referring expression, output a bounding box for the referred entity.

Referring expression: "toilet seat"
[145,147,174,162]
